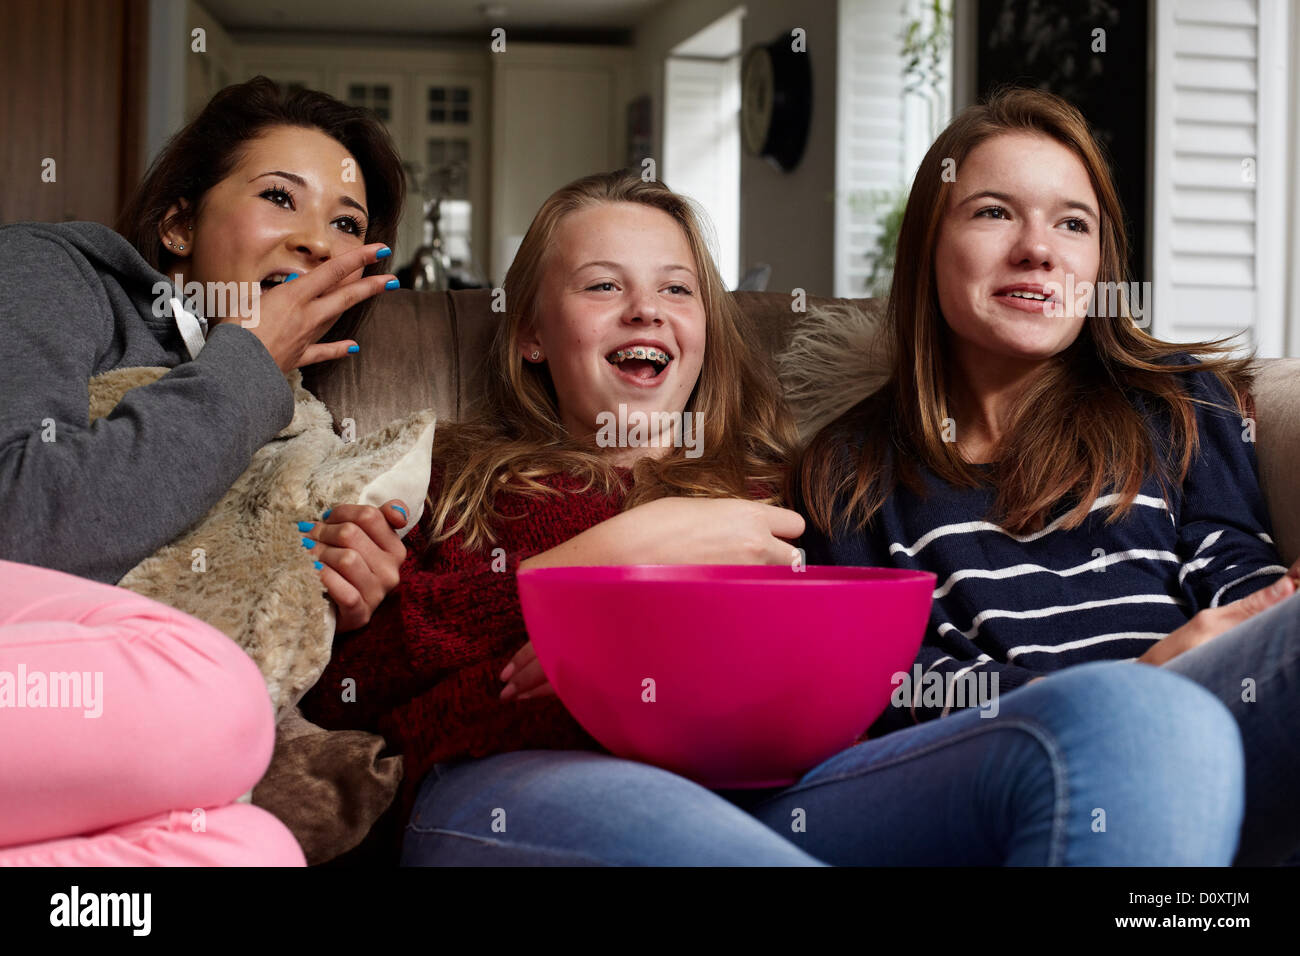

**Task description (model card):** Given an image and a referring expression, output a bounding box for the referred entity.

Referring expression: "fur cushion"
[88,366,436,864]
[774,300,892,440]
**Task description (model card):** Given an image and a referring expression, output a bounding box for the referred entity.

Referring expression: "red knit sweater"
[299,466,627,821]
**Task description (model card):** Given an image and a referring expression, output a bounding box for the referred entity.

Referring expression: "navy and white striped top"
[798,354,1288,734]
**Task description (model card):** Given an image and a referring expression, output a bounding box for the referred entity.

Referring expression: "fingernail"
[347,344,360,354]
[1272,578,1288,596]
[376,247,392,259]
[499,683,517,700]
[499,663,515,681]
[385,278,400,290]
[322,508,332,520]
[313,560,323,570]
[301,537,315,549]
[297,520,314,532]
[284,272,298,283]
[392,504,407,518]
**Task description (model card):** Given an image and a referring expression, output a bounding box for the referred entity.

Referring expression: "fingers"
[765,538,803,567]
[296,340,359,368]
[316,504,407,561]
[288,243,393,299]
[315,560,367,631]
[310,273,398,325]
[758,504,806,541]
[499,643,556,700]
[1252,574,1294,609]
[379,499,410,529]
[311,540,387,623]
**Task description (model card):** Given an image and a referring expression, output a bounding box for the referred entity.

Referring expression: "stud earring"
[531,350,540,361]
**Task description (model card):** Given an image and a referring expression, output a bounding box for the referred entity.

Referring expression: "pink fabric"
[0,560,304,866]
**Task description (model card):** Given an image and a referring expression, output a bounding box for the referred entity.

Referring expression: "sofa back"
[305,290,1299,565]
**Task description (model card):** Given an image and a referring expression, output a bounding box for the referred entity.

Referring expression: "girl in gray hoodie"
[0,77,408,866]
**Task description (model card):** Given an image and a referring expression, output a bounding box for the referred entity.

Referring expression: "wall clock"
[740,34,812,172]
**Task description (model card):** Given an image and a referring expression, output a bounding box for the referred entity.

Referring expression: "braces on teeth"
[610,347,671,364]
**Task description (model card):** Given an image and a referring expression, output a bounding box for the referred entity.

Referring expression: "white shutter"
[1151,0,1289,356]
[663,56,740,289]
[834,0,950,299]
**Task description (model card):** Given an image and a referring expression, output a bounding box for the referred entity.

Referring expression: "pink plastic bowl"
[516,564,935,789]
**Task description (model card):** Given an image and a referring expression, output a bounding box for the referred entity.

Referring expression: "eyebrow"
[957,189,1098,222]
[250,171,369,219]
[572,259,697,276]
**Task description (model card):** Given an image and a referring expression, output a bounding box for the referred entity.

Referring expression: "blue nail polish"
[347,344,360,354]
[313,560,324,570]
[376,247,392,259]
[301,537,315,549]
[385,279,399,290]
[297,520,314,532]
[284,272,298,282]
[393,504,407,517]
[322,508,332,520]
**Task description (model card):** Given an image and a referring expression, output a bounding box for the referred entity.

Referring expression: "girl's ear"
[158,200,193,257]
[518,320,545,363]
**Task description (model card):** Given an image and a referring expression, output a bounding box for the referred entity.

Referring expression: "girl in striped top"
[795,87,1300,866]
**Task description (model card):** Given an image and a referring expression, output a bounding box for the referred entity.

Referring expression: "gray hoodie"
[0,221,294,584]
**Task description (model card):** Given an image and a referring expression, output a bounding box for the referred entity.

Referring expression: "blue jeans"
[402,659,1246,865]
[1163,589,1300,865]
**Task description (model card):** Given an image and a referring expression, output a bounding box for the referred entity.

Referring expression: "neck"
[946,343,1049,460]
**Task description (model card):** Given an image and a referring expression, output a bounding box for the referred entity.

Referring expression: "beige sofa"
[309,289,1299,568]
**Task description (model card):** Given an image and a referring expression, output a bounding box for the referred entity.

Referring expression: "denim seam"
[750,718,1070,865]
[404,825,619,866]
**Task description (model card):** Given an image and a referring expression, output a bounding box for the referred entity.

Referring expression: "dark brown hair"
[797,86,1258,538]
[115,75,405,343]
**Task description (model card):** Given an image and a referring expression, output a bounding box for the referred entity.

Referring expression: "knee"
[198,804,306,866]
[1029,661,1245,795]
[149,614,277,797]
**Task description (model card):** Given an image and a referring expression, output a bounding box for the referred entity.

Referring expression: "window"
[427,85,471,124]
[345,83,392,121]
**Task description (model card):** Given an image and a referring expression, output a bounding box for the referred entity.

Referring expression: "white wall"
[488,44,632,284]
[634,0,840,296]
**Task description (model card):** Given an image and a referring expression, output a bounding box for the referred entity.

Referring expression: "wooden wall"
[0,0,148,226]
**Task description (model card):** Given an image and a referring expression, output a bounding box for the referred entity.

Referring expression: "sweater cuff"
[194,322,294,442]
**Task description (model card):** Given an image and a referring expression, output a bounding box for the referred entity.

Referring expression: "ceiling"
[202,0,666,41]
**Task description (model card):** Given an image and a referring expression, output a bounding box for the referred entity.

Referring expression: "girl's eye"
[1063,217,1090,233]
[261,186,293,208]
[262,185,366,237]
[975,205,1009,220]
[335,216,365,237]
[665,284,693,296]
[587,281,617,292]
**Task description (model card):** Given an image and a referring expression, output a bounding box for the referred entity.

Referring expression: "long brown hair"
[798,87,1258,537]
[115,76,406,345]
[425,170,798,552]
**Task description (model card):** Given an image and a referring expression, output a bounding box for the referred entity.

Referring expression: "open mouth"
[605,345,673,384]
[259,271,295,291]
[993,286,1058,311]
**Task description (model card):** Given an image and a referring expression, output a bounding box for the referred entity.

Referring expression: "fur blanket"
[88,366,436,863]
[774,299,892,440]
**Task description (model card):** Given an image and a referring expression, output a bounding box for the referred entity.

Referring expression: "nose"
[285,224,334,264]
[1008,216,1055,271]
[623,286,662,325]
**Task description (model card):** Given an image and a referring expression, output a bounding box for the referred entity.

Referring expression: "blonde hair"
[424,170,798,552]
[798,87,1258,537]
